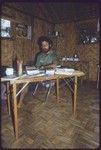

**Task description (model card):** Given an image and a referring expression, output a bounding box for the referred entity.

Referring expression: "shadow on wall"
[26,51,42,66]
[1,66,9,77]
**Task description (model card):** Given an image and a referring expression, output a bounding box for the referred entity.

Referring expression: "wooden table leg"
[6,82,11,115]
[56,78,59,102]
[18,83,29,108]
[73,76,77,116]
[13,83,18,139]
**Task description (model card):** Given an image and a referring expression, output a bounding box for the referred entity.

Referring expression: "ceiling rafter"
[36,3,49,20]
[46,3,60,22]
[2,2,99,24]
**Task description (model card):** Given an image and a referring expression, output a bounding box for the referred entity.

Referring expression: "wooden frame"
[1,18,12,39]
[77,20,99,44]
[15,23,31,39]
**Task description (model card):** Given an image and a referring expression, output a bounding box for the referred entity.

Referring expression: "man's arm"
[44,51,60,69]
[35,54,41,68]
[44,63,56,69]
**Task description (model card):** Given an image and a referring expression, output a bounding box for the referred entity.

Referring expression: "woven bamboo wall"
[1,5,54,66]
[1,5,33,66]
[55,20,99,81]
[76,44,99,81]
[55,23,78,57]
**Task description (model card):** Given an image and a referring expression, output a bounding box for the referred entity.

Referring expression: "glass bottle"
[12,53,18,74]
[17,60,23,76]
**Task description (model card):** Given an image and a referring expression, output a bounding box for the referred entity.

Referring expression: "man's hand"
[45,64,56,69]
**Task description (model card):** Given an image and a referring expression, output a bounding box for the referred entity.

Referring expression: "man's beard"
[43,48,50,53]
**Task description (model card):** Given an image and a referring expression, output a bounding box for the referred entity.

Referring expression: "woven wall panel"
[1,40,13,66]
[2,6,31,24]
[2,6,16,19]
[55,20,99,81]
[1,6,33,66]
[1,6,54,66]
[55,23,79,58]
[15,11,31,25]
[76,44,99,80]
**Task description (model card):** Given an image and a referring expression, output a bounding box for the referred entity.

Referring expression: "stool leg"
[32,83,39,95]
[45,86,52,101]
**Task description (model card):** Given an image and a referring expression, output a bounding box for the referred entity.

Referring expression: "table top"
[1,70,85,84]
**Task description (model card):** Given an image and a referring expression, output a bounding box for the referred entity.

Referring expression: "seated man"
[35,36,59,69]
[34,36,60,97]
[19,36,60,106]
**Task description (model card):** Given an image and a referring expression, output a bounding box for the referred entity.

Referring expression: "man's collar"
[42,50,52,55]
[46,50,52,54]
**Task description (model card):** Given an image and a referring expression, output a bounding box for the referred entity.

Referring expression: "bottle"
[74,54,77,58]
[17,60,23,76]
[12,53,18,74]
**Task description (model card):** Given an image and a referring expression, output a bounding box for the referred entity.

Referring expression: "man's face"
[41,41,50,53]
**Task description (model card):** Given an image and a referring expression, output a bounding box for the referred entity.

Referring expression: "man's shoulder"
[37,51,44,57]
[48,50,56,55]
[51,50,57,56]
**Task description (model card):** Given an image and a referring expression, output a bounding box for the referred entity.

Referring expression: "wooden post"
[56,78,59,102]
[13,83,18,139]
[6,82,11,115]
[73,76,77,116]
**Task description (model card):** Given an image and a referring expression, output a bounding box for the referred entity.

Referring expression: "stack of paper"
[55,68,75,75]
[45,69,55,75]
[26,70,40,75]
[26,66,40,75]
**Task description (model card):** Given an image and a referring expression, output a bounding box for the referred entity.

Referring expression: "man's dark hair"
[37,36,53,47]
